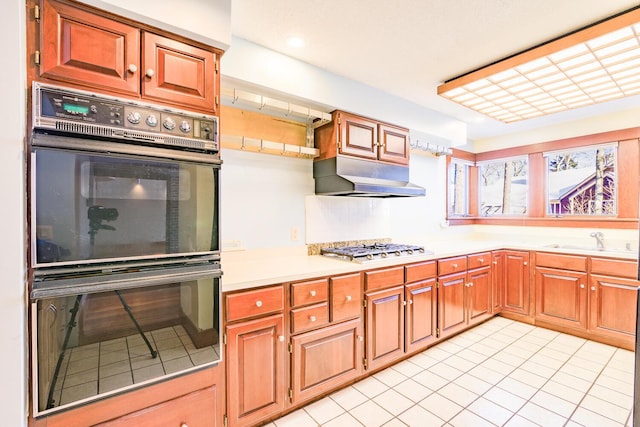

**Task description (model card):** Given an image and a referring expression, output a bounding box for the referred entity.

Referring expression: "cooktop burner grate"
[321,243,432,263]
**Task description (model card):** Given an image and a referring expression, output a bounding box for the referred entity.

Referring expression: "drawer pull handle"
[452,263,458,268]
[278,335,285,342]
[255,300,263,308]
[310,290,316,297]
[478,258,484,263]
[345,295,352,302]
[309,315,316,322]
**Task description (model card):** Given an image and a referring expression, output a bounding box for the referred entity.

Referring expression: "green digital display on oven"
[63,103,89,114]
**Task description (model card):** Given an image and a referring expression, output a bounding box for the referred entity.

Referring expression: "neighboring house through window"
[545,143,617,216]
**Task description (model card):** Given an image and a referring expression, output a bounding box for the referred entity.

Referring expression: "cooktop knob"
[127,111,141,124]
[163,117,176,130]
[146,114,158,127]
[179,120,191,133]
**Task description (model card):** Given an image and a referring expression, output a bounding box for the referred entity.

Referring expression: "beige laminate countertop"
[220,237,638,292]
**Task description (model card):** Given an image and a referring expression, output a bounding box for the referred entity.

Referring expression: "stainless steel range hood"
[313,156,425,197]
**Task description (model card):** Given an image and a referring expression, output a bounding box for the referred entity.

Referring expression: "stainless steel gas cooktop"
[321,243,432,263]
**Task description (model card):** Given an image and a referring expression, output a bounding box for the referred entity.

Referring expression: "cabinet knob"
[402,301,407,306]
[255,300,263,308]
[345,295,352,302]
[278,335,285,342]
[181,423,188,427]
[310,290,316,297]
[358,335,364,342]
[580,284,585,289]
[127,64,138,73]
[309,315,316,322]
[493,261,498,265]
[452,263,458,268]
[408,300,413,305]
[523,261,528,266]
[479,258,484,263]
[591,286,596,291]
[145,68,155,78]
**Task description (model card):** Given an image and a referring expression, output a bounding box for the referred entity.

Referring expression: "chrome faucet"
[590,231,605,250]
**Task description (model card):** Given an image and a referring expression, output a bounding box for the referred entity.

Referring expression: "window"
[545,143,617,216]
[478,157,528,216]
[448,159,470,216]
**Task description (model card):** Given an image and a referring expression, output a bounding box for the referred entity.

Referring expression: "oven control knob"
[163,117,176,130]
[90,105,98,114]
[179,120,191,133]
[146,114,158,127]
[127,111,141,124]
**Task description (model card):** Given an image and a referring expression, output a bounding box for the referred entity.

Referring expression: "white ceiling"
[230,0,640,140]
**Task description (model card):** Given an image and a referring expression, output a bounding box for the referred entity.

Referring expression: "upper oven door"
[31,134,220,269]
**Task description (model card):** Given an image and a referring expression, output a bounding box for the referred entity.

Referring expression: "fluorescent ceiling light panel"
[437,6,640,123]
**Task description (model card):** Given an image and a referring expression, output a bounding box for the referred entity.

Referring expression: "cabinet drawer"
[364,266,404,292]
[331,273,362,323]
[405,261,436,283]
[438,256,467,275]
[291,303,329,334]
[468,252,491,269]
[291,278,328,308]
[591,257,639,279]
[536,252,587,271]
[226,286,284,322]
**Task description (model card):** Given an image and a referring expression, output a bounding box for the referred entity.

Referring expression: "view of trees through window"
[448,160,468,216]
[546,145,616,215]
[479,158,528,216]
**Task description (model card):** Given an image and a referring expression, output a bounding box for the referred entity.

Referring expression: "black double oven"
[29,83,222,416]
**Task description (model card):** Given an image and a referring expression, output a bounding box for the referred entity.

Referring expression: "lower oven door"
[31,266,221,417]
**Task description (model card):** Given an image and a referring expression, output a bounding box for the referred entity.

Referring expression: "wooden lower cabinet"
[97,386,220,427]
[589,274,638,348]
[225,314,285,427]
[437,271,467,339]
[290,318,363,403]
[405,278,437,353]
[468,266,492,324]
[535,266,588,330]
[503,251,530,315]
[365,285,405,371]
[491,251,505,313]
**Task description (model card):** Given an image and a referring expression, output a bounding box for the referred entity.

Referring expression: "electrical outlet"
[290,227,299,241]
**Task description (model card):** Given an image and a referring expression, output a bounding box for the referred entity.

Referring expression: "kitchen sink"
[544,243,635,254]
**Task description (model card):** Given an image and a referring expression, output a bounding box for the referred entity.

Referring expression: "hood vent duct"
[313,156,425,197]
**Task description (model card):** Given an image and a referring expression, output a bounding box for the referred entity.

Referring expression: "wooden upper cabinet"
[378,123,409,165]
[38,0,220,114]
[315,111,410,165]
[40,0,140,95]
[142,32,218,113]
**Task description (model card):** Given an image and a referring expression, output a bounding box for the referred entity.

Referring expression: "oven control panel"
[32,82,218,153]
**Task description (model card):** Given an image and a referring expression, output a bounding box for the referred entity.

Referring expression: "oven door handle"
[31,132,222,166]
[31,263,222,300]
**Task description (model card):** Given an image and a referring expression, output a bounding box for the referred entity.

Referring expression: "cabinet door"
[40,0,140,95]
[378,123,409,165]
[491,251,505,313]
[503,251,530,315]
[338,112,378,160]
[96,386,219,427]
[535,267,588,330]
[468,266,492,325]
[226,314,285,427]
[290,318,363,404]
[438,272,467,339]
[589,274,638,348]
[142,33,218,113]
[331,273,362,323]
[405,279,437,353]
[365,286,404,371]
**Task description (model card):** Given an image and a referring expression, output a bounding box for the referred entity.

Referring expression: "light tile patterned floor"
[265,317,634,427]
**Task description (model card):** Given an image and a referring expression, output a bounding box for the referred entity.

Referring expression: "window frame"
[477,155,529,217]
[446,127,640,229]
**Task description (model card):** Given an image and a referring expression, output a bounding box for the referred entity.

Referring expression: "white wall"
[3,0,26,425]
